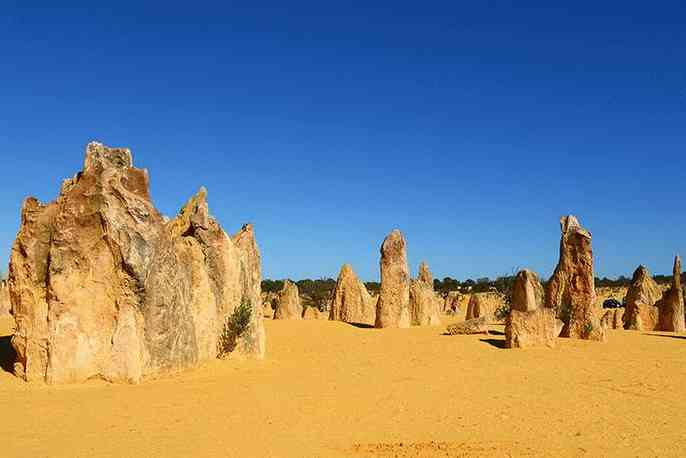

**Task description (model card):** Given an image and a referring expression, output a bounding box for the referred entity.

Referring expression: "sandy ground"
[1,313,686,458]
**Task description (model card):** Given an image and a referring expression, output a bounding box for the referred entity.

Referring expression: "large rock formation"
[375,230,410,328]
[505,270,558,348]
[544,215,605,341]
[231,224,267,358]
[0,280,9,316]
[657,256,685,332]
[465,292,504,321]
[273,280,302,320]
[409,262,441,326]
[623,266,661,331]
[8,142,265,384]
[329,264,375,325]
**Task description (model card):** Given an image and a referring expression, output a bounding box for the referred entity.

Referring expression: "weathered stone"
[409,262,441,326]
[505,270,557,348]
[511,270,544,312]
[544,215,605,341]
[657,256,685,332]
[623,266,661,331]
[8,142,266,384]
[506,308,558,348]
[329,264,376,325]
[375,230,410,328]
[231,224,267,358]
[273,280,302,320]
[417,261,433,285]
[302,306,326,320]
[465,292,504,321]
[261,291,278,319]
[446,316,490,335]
[601,308,625,330]
[0,280,9,316]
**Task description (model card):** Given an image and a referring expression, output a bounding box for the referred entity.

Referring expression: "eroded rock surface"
[657,256,685,333]
[329,264,375,325]
[465,293,504,321]
[544,216,605,341]
[273,280,302,320]
[0,280,9,316]
[8,142,265,384]
[505,270,558,348]
[623,266,661,331]
[601,308,625,330]
[409,262,441,326]
[375,230,410,328]
[446,316,490,335]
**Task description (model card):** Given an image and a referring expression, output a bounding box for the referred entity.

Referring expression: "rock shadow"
[642,333,686,340]
[0,335,16,374]
[347,322,375,329]
[480,338,507,349]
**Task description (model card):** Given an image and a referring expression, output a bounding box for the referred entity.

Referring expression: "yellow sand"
[1,314,685,457]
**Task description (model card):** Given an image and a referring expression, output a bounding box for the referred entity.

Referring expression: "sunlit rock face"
[8,142,265,384]
[544,215,605,342]
[375,229,410,329]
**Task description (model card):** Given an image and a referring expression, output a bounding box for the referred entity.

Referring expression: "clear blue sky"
[1,2,684,281]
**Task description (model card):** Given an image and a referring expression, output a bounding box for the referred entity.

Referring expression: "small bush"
[494,303,510,321]
[217,300,252,358]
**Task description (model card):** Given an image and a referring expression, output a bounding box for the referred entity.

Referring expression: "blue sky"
[1,2,684,281]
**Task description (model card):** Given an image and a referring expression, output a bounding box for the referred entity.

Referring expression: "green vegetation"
[217,300,252,358]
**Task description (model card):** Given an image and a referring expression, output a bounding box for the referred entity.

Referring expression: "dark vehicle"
[602,298,622,309]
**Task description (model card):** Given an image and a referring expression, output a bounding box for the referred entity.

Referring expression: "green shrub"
[217,300,252,358]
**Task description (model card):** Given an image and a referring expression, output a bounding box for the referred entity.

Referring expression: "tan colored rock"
[8,142,265,384]
[623,266,661,331]
[302,306,326,320]
[446,316,489,335]
[0,280,9,316]
[329,264,376,325]
[506,308,558,348]
[273,280,302,320]
[657,256,685,332]
[465,292,504,321]
[417,261,433,285]
[510,270,544,312]
[409,262,441,326]
[601,308,625,330]
[262,292,278,319]
[544,215,605,341]
[231,224,267,358]
[375,230,410,328]
[505,270,558,348]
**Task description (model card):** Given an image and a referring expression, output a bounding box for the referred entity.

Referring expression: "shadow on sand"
[0,334,16,374]
[347,322,375,329]
[642,333,686,341]
[480,338,507,349]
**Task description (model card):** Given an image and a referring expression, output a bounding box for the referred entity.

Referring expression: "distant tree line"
[261,272,686,308]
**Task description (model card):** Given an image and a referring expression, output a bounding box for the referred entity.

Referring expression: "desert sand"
[1,313,685,457]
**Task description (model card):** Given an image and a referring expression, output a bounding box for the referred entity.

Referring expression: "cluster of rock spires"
[2,144,684,383]
[325,230,441,328]
[6,142,266,384]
